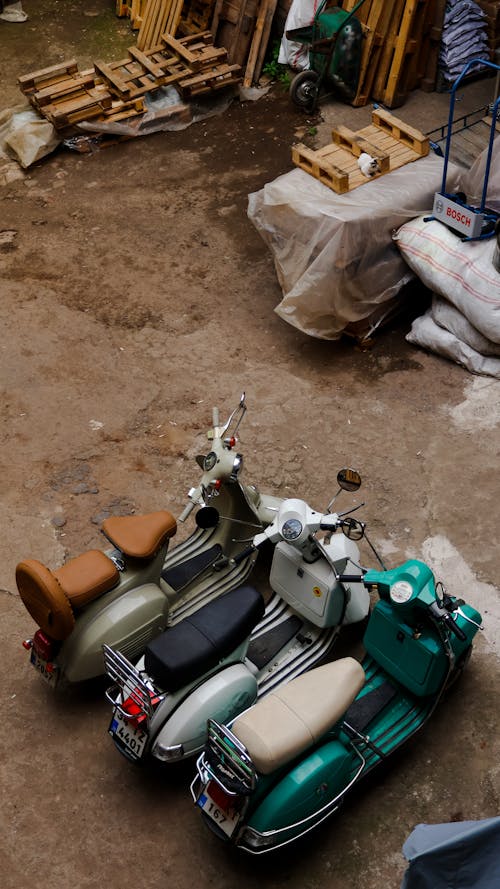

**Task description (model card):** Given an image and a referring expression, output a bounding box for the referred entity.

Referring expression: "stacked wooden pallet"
[137,0,185,49]
[292,108,429,194]
[116,0,149,28]
[18,32,241,130]
[339,0,438,107]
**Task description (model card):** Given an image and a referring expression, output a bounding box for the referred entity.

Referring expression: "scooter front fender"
[151,663,258,761]
[62,583,168,682]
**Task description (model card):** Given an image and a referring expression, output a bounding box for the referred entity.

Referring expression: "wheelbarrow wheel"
[289,70,320,113]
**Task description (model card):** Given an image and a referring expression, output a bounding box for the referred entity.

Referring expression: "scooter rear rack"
[103,643,162,721]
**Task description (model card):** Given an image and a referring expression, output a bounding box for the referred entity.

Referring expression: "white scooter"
[17,394,282,686]
[103,471,371,764]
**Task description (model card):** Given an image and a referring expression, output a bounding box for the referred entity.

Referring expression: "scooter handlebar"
[429,601,467,641]
[335,574,364,584]
[441,610,467,641]
[178,499,197,522]
[232,544,257,565]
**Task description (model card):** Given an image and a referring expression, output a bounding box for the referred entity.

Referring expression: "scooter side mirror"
[195,455,207,469]
[337,468,361,492]
[195,506,220,529]
[341,517,364,541]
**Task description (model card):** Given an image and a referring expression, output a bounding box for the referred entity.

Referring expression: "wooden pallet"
[18,33,241,130]
[137,0,184,50]
[18,61,125,128]
[116,0,149,28]
[178,0,217,36]
[292,109,429,195]
[339,0,436,108]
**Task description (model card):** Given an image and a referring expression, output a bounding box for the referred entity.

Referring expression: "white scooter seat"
[231,657,366,775]
[144,584,265,692]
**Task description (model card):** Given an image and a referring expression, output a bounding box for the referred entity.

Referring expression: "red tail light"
[121,688,161,730]
[33,629,57,661]
[207,780,237,812]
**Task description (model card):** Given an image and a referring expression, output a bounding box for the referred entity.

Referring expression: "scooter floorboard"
[162,543,222,591]
[246,615,302,670]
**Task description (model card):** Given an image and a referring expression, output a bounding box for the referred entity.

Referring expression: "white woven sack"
[407,310,500,378]
[394,217,500,343]
[431,295,500,357]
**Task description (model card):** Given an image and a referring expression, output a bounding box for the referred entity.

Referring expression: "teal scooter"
[191,558,482,854]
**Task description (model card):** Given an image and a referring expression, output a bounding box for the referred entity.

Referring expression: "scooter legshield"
[62,582,167,682]
[152,663,258,759]
[247,740,351,835]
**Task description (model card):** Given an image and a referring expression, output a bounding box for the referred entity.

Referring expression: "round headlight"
[390,580,414,604]
[203,451,217,472]
[282,518,303,541]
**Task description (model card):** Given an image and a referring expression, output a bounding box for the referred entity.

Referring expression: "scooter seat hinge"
[110,550,125,571]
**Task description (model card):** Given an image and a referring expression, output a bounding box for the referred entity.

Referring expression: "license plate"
[109,708,148,759]
[30,650,59,686]
[197,785,240,837]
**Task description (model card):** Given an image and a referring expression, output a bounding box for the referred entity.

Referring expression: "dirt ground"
[1,3,500,888]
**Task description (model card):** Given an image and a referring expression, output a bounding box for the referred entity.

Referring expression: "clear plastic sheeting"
[458,137,500,213]
[400,818,500,889]
[248,154,460,340]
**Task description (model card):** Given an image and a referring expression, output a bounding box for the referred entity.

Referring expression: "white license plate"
[30,650,58,686]
[197,786,239,837]
[109,708,148,759]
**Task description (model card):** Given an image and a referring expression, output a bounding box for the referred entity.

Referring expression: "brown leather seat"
[16,550,120,640]
[102,510,177,559]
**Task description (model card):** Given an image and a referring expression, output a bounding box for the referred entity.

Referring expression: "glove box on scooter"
[269,541,345,628]
[363,600,447,697]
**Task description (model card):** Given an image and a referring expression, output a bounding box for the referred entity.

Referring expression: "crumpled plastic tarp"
[248,154,460,340]
[0,103,60,168]
[400,818,500,889]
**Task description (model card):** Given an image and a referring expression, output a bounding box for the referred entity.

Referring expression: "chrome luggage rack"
[103,643,163,721]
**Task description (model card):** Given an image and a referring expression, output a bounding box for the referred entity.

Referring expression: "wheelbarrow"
[287,0,367,112]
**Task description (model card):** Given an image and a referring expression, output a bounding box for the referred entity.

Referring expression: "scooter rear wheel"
[289,70,320,113]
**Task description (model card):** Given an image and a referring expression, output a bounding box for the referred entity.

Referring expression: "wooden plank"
[251,0,278,84]
[383,0,422,108]
[292,143,350,194]
[32,73,98,106]
[128,45,167,77]
[331,125,391,172]
[350,0,397,106]
[18,60,79,93]
[137,0,159,50]
[372,0,406,101]
[161,32,203,68]
[243,0,269,88]
[372,107,429,155]
[94,60,132,96]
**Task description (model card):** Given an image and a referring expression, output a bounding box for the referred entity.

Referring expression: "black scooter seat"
[144,585,265,692]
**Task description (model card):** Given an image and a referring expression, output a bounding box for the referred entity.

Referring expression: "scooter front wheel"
[289,70,320,113]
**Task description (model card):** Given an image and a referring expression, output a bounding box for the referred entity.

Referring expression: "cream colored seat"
[232,657,366,775]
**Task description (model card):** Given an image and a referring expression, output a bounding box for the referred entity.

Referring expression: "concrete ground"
[1,4,499,889]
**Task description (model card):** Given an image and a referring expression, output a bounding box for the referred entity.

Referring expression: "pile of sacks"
[394,142,500,378]
[438,0,489,84]
[394,217,500,378]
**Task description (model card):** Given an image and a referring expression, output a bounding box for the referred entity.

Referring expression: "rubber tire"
[289,70,320,113]
[16,559,75,640]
